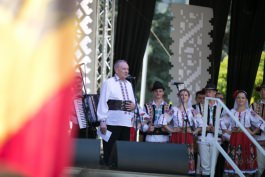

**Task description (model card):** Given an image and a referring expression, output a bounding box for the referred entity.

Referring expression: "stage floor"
[65,167,190,177]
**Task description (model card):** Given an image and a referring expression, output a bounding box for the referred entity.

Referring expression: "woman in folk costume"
[161,88,203,174]
[224,90,264,176]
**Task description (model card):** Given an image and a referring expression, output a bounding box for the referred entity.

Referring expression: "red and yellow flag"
[0,1,76,176]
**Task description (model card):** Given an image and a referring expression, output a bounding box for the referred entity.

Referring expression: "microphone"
[172,82,184,85]
[126,75,136,80]
[75,63,85,68]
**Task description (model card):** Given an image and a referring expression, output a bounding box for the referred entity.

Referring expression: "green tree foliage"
[251,51,265,103]
[217,51,265,104]
[217,55,228,100]
[136,6,173,102]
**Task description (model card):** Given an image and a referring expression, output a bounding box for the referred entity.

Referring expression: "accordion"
[83,94,100,127]
[74,94,100,128]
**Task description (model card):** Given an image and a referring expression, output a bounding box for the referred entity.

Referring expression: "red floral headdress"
[233,90,247,99]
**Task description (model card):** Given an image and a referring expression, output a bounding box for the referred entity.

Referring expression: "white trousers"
[145,135,169,143]
[198,139,219,175]
[196,154,201,174]
[257,145,265,177]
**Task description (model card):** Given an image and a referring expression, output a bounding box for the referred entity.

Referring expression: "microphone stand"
[173,84,194,144]
[126,76,141,142]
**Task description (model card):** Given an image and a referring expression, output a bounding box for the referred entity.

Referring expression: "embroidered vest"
[192,103,204,116]
[144,102,171,124]
[207,105,217,126]
[144,102,171,135]
[252,101,265,120]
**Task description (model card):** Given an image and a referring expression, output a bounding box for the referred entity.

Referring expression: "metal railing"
[202,97,265,177]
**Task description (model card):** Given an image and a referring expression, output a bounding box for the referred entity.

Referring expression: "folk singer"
[97,60,136,167]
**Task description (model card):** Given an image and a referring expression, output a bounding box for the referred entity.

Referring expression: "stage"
[65,167,190,177]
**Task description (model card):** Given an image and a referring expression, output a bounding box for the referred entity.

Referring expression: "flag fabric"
[0,1,76,177]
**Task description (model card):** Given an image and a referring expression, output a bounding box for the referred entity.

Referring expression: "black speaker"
[116,141,188,175]
[74,138,100,167]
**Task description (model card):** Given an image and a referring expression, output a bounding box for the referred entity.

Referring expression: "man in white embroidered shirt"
[97,60,136,168]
